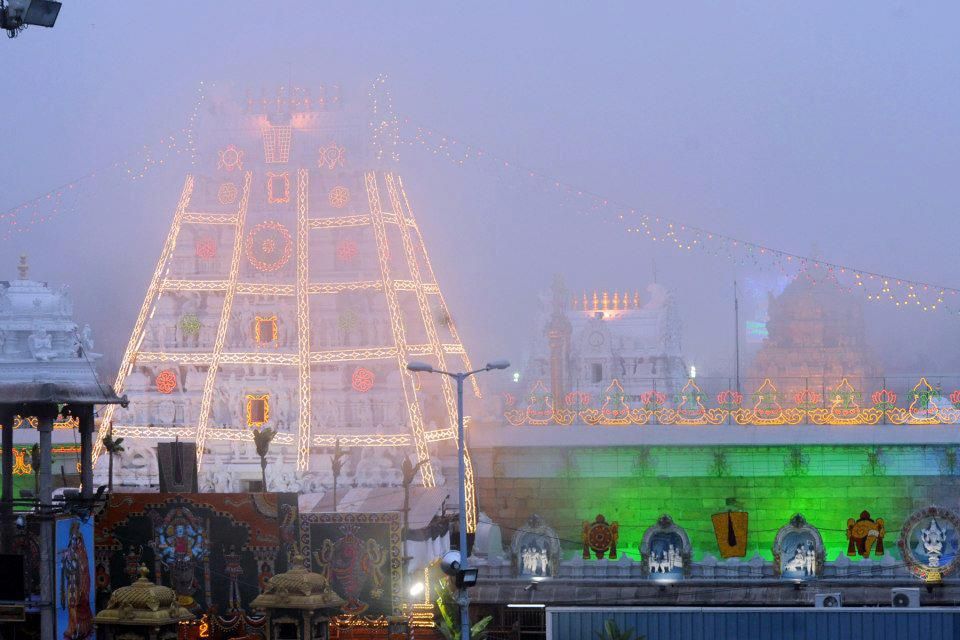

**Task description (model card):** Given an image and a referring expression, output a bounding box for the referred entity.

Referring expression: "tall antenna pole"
[734,280,741,393]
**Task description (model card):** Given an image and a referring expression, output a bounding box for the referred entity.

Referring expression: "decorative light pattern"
[93,176,198,467]
[195,238,216,260]
[217,145,244,172]
[318,142,345,170]
[336,239,358,262]
[351,367,376,392]
[194,172,253,466]
[245,220,292,272]
[406,118,960,314]
[246,394,270,427]
[506,376,960,426]
[179,314,201,337]
[261,123,292,164]
[254,315,278,345]
[267,172,291,204]
[218,183,238,205]
[328,186,350,209]
[295,169,312,471]
[156,370,177,394]
[94,169,480,529]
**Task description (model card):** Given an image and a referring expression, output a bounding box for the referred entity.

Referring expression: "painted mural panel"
[299,512,402,618]
[94,493,299,614]
[56,516,96,640]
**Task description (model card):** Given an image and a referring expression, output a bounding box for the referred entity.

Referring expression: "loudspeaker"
[157,441,198,493]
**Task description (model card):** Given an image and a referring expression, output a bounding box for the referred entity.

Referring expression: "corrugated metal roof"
[547,607,960,640]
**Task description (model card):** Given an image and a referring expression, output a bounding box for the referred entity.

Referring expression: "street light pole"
[406,359,509,640]
[454,371,469,640]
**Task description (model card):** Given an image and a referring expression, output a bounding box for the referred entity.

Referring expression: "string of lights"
[399,118,960,315]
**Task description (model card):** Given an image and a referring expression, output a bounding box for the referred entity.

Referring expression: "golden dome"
[252,555,345,611]
[95,565,195,626]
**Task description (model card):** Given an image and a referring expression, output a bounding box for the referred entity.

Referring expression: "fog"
[3,1,960,380]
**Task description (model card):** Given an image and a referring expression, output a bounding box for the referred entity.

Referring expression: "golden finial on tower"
[613,291,620,310]
[602,290,609,311]
[592,291,599,311]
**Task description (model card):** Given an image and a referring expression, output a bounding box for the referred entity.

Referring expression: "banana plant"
[595,619,641,640]
[435,579,493,640]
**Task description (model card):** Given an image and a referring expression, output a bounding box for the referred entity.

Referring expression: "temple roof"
[0,380,126,406]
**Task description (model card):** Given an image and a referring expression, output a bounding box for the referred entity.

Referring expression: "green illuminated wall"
[477,444,960,561]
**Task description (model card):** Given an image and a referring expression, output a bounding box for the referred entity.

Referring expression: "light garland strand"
[401,119,960,314]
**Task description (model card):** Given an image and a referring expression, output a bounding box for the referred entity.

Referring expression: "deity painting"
[511,514,561,578]
[773,514,823,580]
[154,506,207,607]
[95,493,299,615]
[780,533,818,579]
[301,512,402,617]
[314,525,386,614]
[647,532,684,577]
[900,509,960,580]
[56,518,95,640]
[846,511,885,557]
[640,515,691,579]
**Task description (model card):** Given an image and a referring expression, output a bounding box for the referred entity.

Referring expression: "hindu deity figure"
[155,508,206,607]
[920,518,946,567]
[783,541,816,577]
[223,545,244,611]
[59,520,94,640]
[315,525,386,615]
[846,511,885,557]
[28,324,56,361]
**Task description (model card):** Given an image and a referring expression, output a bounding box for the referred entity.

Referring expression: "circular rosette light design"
[156,370,177,394]
[245,221,293,272]
[336,239,358,262]
[351,367,375,393]
[328,186,350,209]
[195,238,216,260]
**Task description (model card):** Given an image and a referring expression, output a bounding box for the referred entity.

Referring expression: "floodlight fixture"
[455,568,479,588]
[2,0,61,37]
[485,360,510,371]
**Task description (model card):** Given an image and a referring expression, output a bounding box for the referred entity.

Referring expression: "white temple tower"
[92,86,481,526]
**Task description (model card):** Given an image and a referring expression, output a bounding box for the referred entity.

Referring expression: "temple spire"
[17,255,28,280]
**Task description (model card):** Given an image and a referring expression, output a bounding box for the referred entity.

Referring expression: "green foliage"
[594,618,641,640]
[435,580,493,640]
[102,434,125,454]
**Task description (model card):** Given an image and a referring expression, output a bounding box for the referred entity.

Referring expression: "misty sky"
[3,2,960,381]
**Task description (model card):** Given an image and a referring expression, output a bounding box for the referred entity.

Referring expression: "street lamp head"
[406,361,434,373]
[485,360,510,371]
